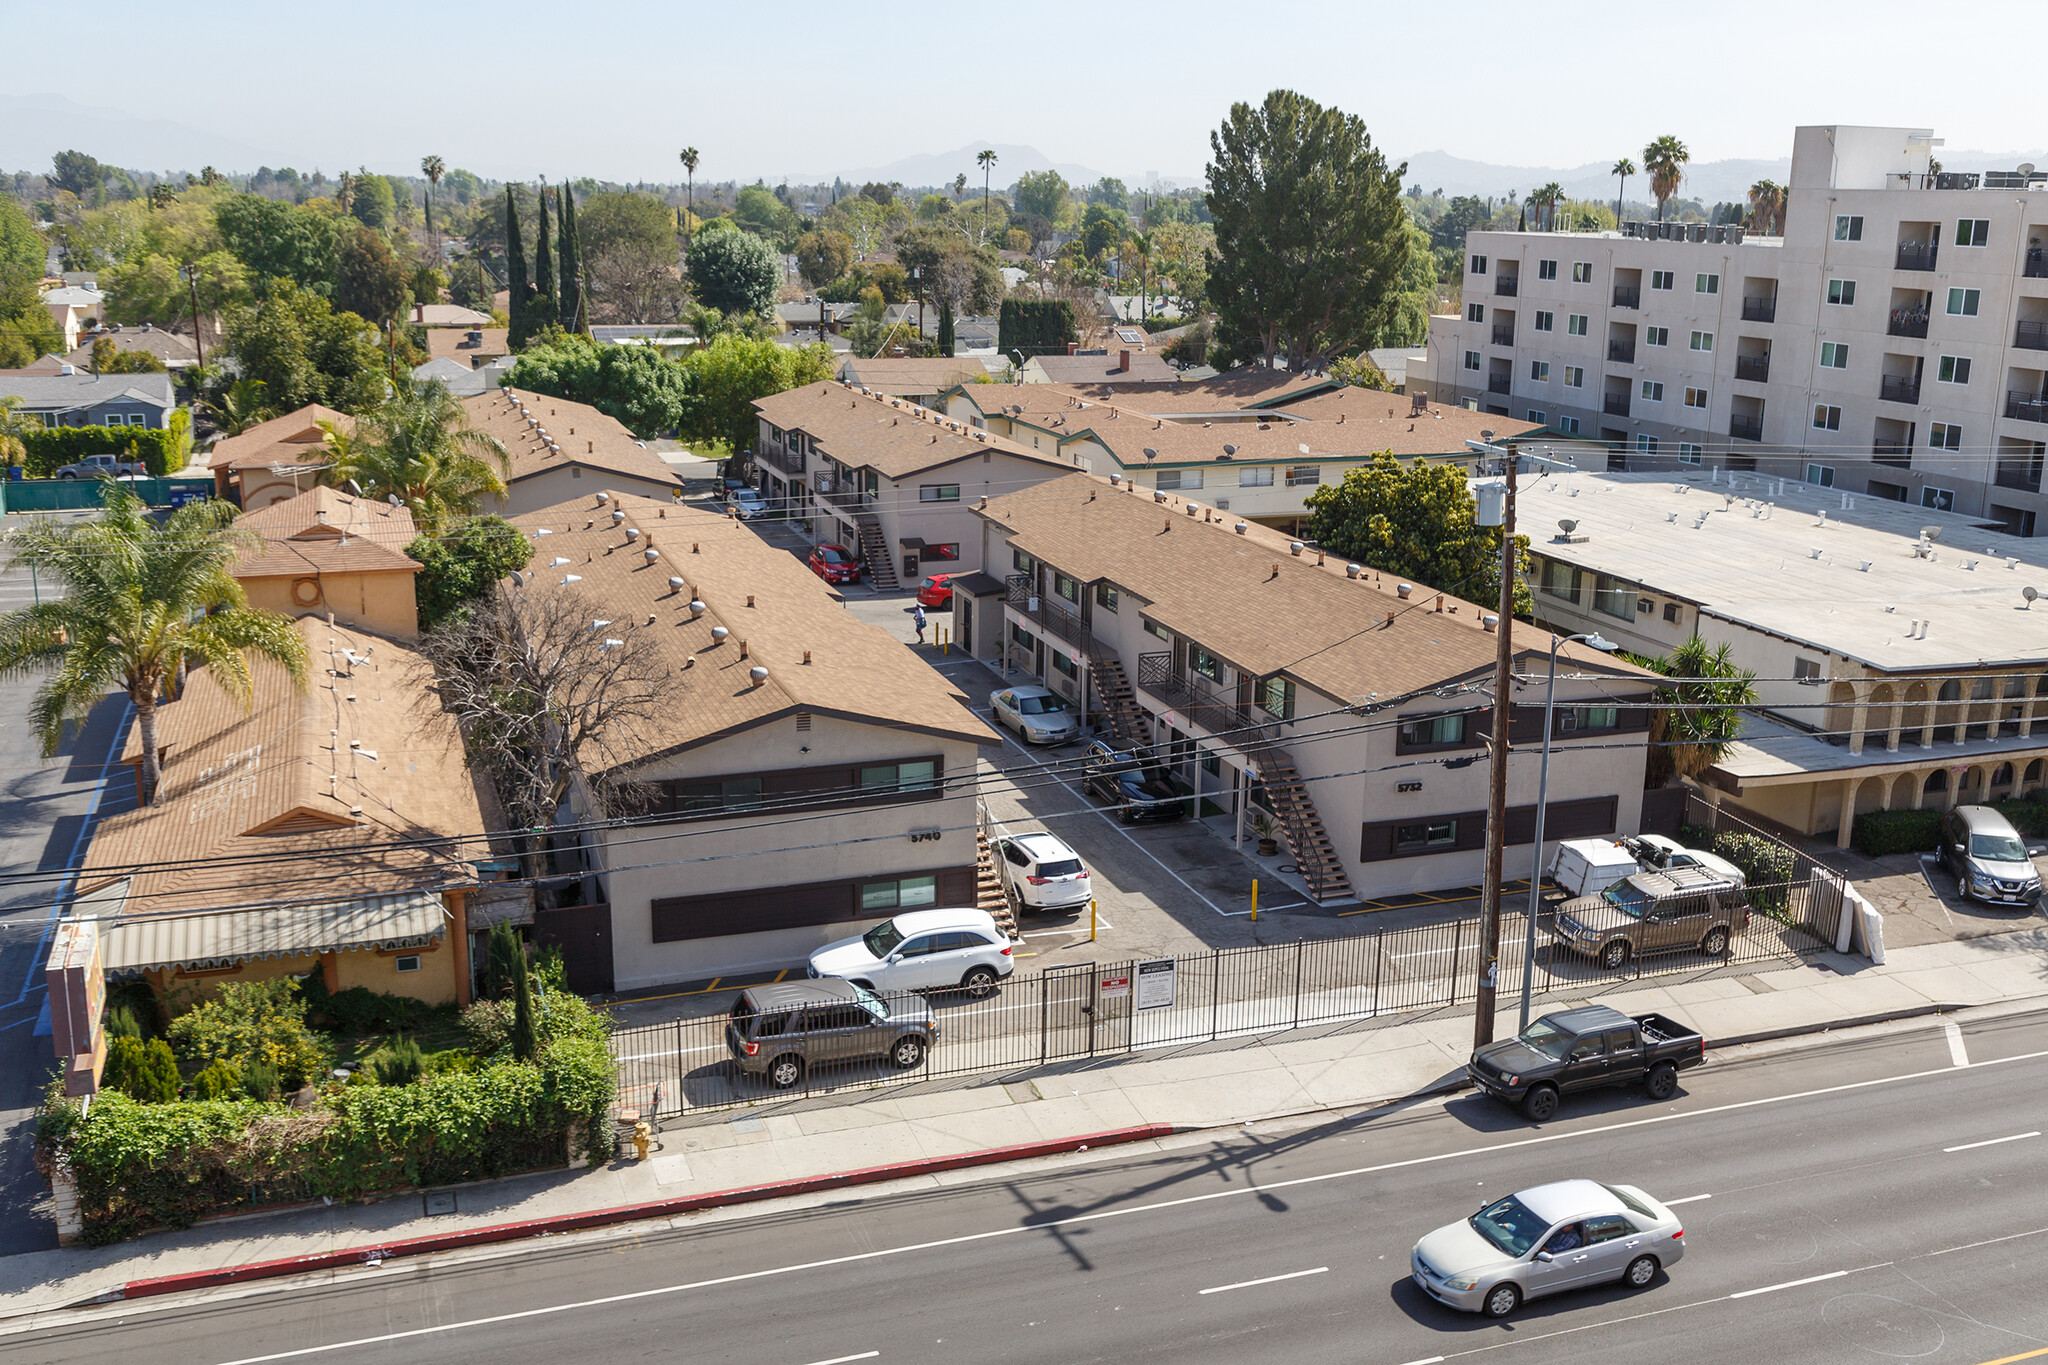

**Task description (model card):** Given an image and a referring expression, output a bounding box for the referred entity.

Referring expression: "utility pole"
[1472,439,1518,1049]
[181,264,205,367]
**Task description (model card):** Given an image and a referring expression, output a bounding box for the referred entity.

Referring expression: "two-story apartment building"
[962,471,1656,903]
[231,486,423,640]
[508,492,1002,990]
[464,389,684,513]
[1516,468,2048,844]
[752,381,1076,589]
[1418,124,2048,538]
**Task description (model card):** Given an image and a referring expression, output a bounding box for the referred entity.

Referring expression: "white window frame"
[1533,310,1554,332]
[1559,415,1581,434]
[1527,409,1548,424]
[1689,331,1714,352]
[1463,350,1481,371]
[1827,279,1856,306]
[1834,214,1863,241]
[1806,463,1836,488]
[1470,253,1489,274]
[1650,269,1674,291]
[1645,326,1669,347]
[1812,404,1842,431]
[1566,314,1588,336]
[1641,380,1665,402]
[1530,360,1550,381]
[1238,465,1274,487]
[1572,261,1593,283]
[1931,422,1963,451]
[1684,387,1708,409]
[1946,287,1981,316]
[1819,341,1848,369]
[1937,355,1972,385]
[1677,443,1702,464]
[1954,218,1990,248]
[1563,366,1584,389]
[1922,485,1956,511]
[1696,273,1720,294]
[1634,433,1659,454]
[1467,302,1485,322]
[1538,259,1558,280]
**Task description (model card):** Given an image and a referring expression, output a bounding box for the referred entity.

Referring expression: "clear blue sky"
[12,0,2044,185]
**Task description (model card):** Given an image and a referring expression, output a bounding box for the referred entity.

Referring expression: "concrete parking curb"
[114,1123,1176,1303]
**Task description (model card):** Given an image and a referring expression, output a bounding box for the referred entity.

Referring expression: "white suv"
[807,907,1015,997]
[992,831,1092,912]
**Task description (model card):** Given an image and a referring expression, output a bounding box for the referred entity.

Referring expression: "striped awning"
[99,886,447,974]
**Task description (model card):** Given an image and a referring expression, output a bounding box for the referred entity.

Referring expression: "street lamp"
[1517,629,1619,1032]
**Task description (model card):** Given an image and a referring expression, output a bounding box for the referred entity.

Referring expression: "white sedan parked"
[807,908,1015,997]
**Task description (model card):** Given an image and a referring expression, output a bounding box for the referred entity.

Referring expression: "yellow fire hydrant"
[632,1121,653,1161]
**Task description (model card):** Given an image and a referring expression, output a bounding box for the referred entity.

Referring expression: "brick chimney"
[1119,350,1131,372]
[1066,342,1079,356]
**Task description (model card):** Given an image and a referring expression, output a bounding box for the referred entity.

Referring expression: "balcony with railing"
[1491,324,1515,347]
[2017,321,2048,352]
[1895,242,1940,272]
[814,474,870,513]
[1134,652,1276,746]
[1005,573,1091,653]
[1873,440,1914,467]
[1495,275,1518,297]
[1612,286,1640,309]
[1996,451,2045,492]
[1742,296,1776,323]
[1603,392,1631,417]
[2007,392,2048,424]
[2027,247,2048,279]
[758,439,806,478]
[1880,374,1922,404]
[1888,308,1931,339]
[1487,374,1511,394]
[1729,414,1764,442]
[1607,340,1636,363]
[1735,355,1770,383]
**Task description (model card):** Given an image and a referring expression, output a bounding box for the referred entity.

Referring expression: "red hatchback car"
[916,573,958,608]
[808,543,863,585]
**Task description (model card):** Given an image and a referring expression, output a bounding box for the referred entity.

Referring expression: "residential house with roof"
[424,327,510,367]
[413,354,514,398]
[752,381,1079,590]
[1017,345,1178,385]
[0,368,174,429]
[232,486,423,639]
[836,356,1001,405]
[40,284,105,352]
[506,492,1002,990]
[960,471,1656,903]
[206,404,346,509]
[413,303,493,328]
[75,618,489,1009]
[64,323,199,372]
[463,388,684,514]
[1515,468,2048,845]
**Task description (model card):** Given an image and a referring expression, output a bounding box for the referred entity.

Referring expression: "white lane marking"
[1944,1130,2041,1153]
[797,1355,878,1365]
[1197,1266,1328,1295]
[1392,946,1476,962]
[1944,1018,1970,1068]
[1728,1269,1852,1299]
[1923,1224,2048,1257]
[1663,1194,1712,1206]
[157,1045,2048,1361]
[1394,1357,1446,1365]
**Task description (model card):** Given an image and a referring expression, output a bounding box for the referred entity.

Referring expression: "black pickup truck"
[1467,1004,1706,1121]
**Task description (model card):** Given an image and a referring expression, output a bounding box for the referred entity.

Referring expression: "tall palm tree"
[0,487,310,805]
[678,147,700,248]
[1642,136,1690,222]
[1747,178,1785,236]
[325,378,510,532]
[1127,232,1153,318]
[421,154,446,253]
[952,172,967,202]
[204,377,275,436]
[1611,157,1635,221]
[1535,182,1566,231]
[977,149,998,247]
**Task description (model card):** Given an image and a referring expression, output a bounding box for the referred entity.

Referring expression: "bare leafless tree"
[584,242,689,324]
[416,584,668,873]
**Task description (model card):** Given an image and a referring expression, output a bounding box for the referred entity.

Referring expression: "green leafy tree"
[1329,351,1391,390]
[0,199,65,367]
[1089,177,1129,211]
[335,222,410,325]
[1011,169,1069,238]
[221,279,386,412]
[190,1057,243,1099]
[687,226,780,316]
[49,150,107,199]
[1205,89,1412,371]
[503,331,695,436]
[204,376,276,435]
[408,515,534,629]
[484,921,523,1000]
[1643,135,1690,221]
[214,194,342,295]
[373,1035,425,1086]
[1635,635,1758,786]
[1303,452,1531,618]
[734,182,792,239]
[326,377,509,531]
[505,185,533,349]
[510,948,537,1062]
[349,166,395,229]
[165,978,328,1090]
[795,229,852,288]
[1080,203,1129,261]
[680,333,835,452]
[0,488,310,803]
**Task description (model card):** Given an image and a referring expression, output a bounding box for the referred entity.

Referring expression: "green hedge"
[1851,807,1943,857]
[998,299,1077,359]
[1992,800,2048,838]
[20,423,181,477]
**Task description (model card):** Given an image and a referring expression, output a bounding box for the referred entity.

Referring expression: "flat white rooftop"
[1715,712,2048,784]
[1504,469,2048,673]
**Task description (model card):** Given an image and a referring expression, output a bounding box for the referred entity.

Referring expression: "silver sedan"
[989,685,1079,744]
[1410,1178,1684,1319]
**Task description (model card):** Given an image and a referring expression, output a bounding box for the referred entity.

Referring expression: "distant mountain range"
[824,142,1105,192]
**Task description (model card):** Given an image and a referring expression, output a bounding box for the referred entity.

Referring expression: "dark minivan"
[726,979,936,1089]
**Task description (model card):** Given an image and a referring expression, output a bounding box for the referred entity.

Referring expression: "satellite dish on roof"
[345,479,364,497]
[387,494,402,507]
[2026,586,2040,608]
[1142,447,1157,460]
[1558,519,1578,534]
[1920,525,1943,542]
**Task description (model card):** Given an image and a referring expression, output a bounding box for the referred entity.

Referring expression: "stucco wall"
[240,569,420,641]
[497,465,679,518]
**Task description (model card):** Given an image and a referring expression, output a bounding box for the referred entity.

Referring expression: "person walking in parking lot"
[912,603,927,644]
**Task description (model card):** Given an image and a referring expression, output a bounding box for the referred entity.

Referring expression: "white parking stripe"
[1663,1193,1712,1206]
[1944,1018,1970,1068]
[1728,1269,1852,1299]
[1943,1130,2040,1153]
[1197,1266,1328,1295]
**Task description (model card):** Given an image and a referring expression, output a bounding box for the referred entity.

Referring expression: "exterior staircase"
[1087,654,1148,748]
[1247,746,1354,903]
[856,517,899,591]
[975,829,1018,938]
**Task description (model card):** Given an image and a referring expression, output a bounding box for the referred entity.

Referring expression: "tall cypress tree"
[558,181,583,334]
[936,298,955,356]
[505,185,532,348]
[510,945,537,1062]
[531,180,559,330]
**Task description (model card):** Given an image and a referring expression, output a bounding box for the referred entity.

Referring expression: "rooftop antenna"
[2026,587,2040,609]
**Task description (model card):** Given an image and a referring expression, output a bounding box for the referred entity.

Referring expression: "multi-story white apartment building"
[1417,125,2048,537]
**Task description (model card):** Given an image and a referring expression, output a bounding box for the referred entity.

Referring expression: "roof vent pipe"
[1289,541,1305,556]
[688,599,706,615]
[644,548,660,561]
[1234,521,1248,534]
[749,665,769,685]
[668,577,685,591]
[711,625,730,641]
[1345,563,1361,579]
[1397,582,1414,599]
[1483,614,1499,632]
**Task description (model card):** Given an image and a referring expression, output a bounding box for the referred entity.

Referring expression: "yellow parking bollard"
[1251,878,1259,923]
[1090,897,1098,942]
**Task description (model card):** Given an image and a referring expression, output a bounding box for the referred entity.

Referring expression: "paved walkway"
[7,927,2048,1319]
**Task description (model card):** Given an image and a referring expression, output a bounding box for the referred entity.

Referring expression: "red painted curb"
[119,1123,1175,1301]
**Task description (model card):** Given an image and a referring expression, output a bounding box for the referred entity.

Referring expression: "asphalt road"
[30,1007,2048,1365]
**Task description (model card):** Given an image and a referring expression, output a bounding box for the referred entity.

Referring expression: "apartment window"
[1634,433,1660,454]
[919,483,960,502]
[1053,571,1079,602]
[1012,548,1036,575]
[1395,819,1458,853]
[1589,573,1635,620]
[395,955,421,973]
[1239,465,1273,486]
[1641,380,1664,402]
[1937,355,1972,385]
[1946,287,1980,316]
[859,875,938,912]
[1650,269,1675,291]
[1258,676,1296,721]
[1200,749,1220,776]
[1530,360,1550,382]
[1156,468,1201,490]
[1570,706,1620,732]
[1463,350,1482,371]
[1527,409,1548,424]
[672,776,766,813]
[1678,443,1702,464]
[1931,421,1963,451]
[1572,262,1593,283]
[1560,416,1581,434]
[1997,506,2039,538]
[1538,259,1558,280]
[1696,273,1720,294]
[1541,558,1582,603]
[1399,714,1466,747]
[1806,463,1836,488]
[1645,326,1669,347]
[1684,387,1708,409]
[1689,331,1714,352]
[1563,366,1584,388]
[1094,582,1118,612]
[1954,218,1990,247]
[1793,658,1823,682]
[1567,314,1588,336]
[1827,279,1856,306]
[1191,646,1223,682]
[1143,618,1171,642]
[1820,341,1849,369]
[1533,310,1554,332]
[861,760,939,794]
[1284,466,1321,487]
[1052,651,1078,679]
[1663,602,1682,622]
[1834,214,1863,241]
[1922,485,1956,511]
[1812,404,1842,431]
[1470,254,1488,274]
[1467,302,1485,322]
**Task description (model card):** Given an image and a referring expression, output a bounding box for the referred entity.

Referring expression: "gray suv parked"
[725,979,936,1089]
[1940,805,2043,907]
[1553,866,1750,971]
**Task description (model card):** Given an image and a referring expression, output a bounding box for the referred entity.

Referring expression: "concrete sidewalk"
[7,927,2048,1320]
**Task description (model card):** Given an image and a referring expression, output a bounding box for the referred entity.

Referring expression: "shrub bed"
[19,425,181,477]
[1851,807,1944,857]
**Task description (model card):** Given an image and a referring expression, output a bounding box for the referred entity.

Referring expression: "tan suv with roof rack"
[1551,866,1750,971]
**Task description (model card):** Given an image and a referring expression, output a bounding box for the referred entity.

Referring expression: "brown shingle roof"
[1082,401,1542,466]
[82,618,486,916]
[754,382,1074,480]
[507,492,998,769]
[207,404,348,473]
[1025,352,1178,384]
[838,357,992,394]
[425,328,510,363]
[974,472,1649,704]
[1056,370,1341,412]
[464,389,683,490]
